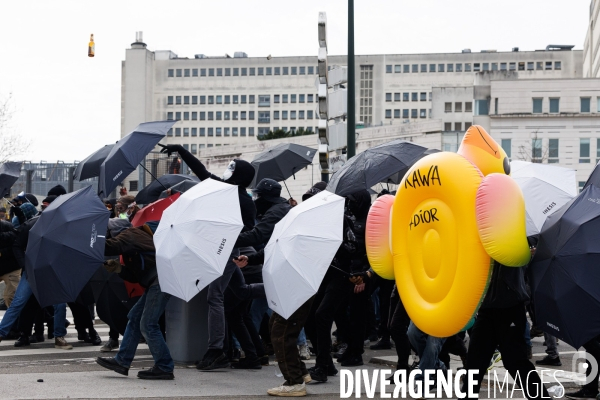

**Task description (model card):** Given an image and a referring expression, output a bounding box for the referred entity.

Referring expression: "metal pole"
[67,166,75,193]
[347,0,356,159]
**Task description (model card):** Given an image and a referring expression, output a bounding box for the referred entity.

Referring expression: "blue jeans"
[115,284,173,372]
[408,321,447,380]
[0,277,68,338]
[0,276,32,337]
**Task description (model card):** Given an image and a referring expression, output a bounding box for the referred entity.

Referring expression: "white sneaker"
[303,374,312,383]
[267,382,306,397]
[298,344,311,360]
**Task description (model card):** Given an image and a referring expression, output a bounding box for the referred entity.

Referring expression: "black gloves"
[158,144,184,157]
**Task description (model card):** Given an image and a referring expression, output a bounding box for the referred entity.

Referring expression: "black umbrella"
[383,148,440,184]
[25,185,110,307]
[98,120,176,198]
[584,159,600,190]
[135,174,198,204]
[326,140,433,197]
[0,162,22,198]
[249,143,317,189]
[158,179,199,199]
[73,144,115,181]
[530,183,600,348]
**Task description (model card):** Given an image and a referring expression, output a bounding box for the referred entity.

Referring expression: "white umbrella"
[510,160,577,236]
[263,190,344,319]
[154,178,243,301]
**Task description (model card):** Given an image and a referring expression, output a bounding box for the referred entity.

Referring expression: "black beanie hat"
[302,181,328,201]
[47,185,67,197]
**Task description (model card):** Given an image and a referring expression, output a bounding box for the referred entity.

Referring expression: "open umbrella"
[384,148,440,184]
[131,192,180,227]
[0,162,22,198]
[154,179,243,302]
[158,179,199,199]
[98,120,176,198]
[73,144,115,181]
[510,160,577,236]
[249,143,317,189]
[326,140,432,197]
[24,185,110,307]
[530,183,600,348]
[135,174,197,204]
[263,190,344,319]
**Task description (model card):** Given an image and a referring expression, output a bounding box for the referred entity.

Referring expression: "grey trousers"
[544,332,559,358]
[207,248,240,350]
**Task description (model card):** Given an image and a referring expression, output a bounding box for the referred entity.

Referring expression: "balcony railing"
[258,117,271,123]
[258,101,271,107]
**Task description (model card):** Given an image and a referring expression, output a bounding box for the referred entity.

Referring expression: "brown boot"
[55,336,73,350]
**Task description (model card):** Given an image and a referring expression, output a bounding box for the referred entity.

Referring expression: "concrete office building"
[121,32,584,194]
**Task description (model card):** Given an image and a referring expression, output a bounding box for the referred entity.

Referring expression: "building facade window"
[447,64,454,72]
[191,127,197,137]
[167,96,173,105]
[359,65,374,125]
[549,98,560,113]
[259,95,270,107]
[548,139,559,163]
[532,138,542,161]
[580,138,591,163]
[474,100,488,116]
[385,109,392,119]
[581,97,591,113]
[386,93,392,102]
[455,102,462,112]
[168,69,174,78]
[533,98,543,114]
[445,103,452,113]
[386,65,392,73]
[501,139,512,159]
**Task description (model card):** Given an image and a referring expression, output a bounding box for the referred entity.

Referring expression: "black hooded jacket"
[0,220,19,276]
[235,197,291,249]
[172,146,256,233]
[480,260,529,309]
[333,190,372,274]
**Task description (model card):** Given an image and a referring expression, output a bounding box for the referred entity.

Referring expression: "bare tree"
[517,130,548,163]
[0,93,30,163]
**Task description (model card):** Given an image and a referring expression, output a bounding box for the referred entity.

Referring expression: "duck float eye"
[366,125,529,338]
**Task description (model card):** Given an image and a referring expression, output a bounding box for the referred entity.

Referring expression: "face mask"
[222,161,236,181]
[119,213,128,220]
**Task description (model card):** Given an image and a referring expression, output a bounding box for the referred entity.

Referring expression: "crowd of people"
[0,143,598,399]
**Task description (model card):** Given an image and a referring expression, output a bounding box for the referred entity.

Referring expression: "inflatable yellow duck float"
[366,125,531,337]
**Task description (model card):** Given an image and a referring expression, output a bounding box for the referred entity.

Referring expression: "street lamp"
[347,0,356,158]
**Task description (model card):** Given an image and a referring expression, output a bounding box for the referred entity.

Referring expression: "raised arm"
[158,144,219,181]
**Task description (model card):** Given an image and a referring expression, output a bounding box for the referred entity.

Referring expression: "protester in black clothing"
[0,219,20,307]
[235,179,290,248]
[369,277,395,350]
[305,189,373,381]
[463,259,550,399]
[159,144,256,231]
[388,285,412,371]
[159,144,257,371]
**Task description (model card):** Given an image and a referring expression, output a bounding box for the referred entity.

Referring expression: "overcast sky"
[0,0,590,162]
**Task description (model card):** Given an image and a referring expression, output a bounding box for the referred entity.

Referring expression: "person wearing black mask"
[158,144,256,371]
